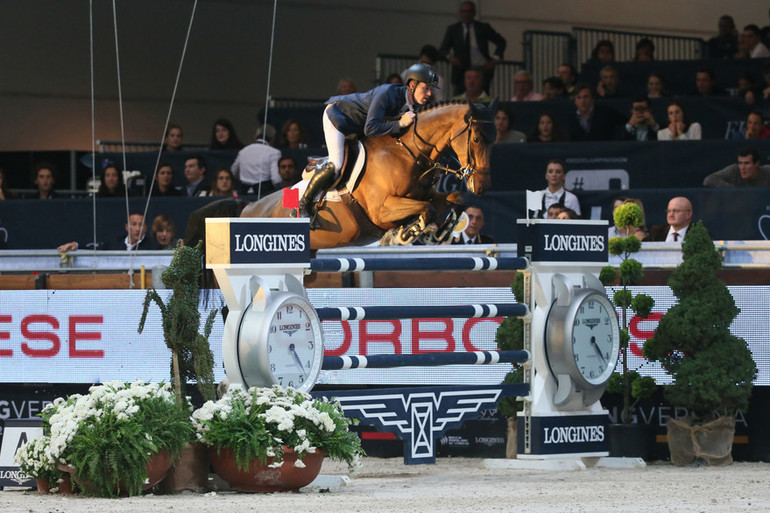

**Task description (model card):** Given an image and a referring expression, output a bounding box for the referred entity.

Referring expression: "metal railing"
[523,30,574,90]
[267,97,325,108]
[96,140,208,153]
[573,27,704,67]
[376,53,524,101]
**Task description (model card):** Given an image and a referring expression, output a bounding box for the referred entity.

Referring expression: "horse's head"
[450,99,497,195]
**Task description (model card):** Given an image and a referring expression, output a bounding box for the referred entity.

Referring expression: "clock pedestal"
[512,219,618,464]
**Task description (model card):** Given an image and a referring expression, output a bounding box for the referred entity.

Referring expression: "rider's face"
[411,82,433,105]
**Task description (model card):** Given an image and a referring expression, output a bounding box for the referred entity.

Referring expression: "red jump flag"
[282,187,299,209]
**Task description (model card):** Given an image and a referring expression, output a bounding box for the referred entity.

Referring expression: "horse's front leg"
[375,196,435,245]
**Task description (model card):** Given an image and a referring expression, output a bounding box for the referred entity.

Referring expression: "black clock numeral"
[278,377,283,385]
[306,360,311,369]
[579,306,585,314]
[589,370,596,379]
[574,318,580,327]
[305,322,311,329]
[575,353,580,361]
[308,341,314,350]
[268,345,272,353]
[299,375,305,382]
[276,311,282,320]
[288,381,294,387]
[270,363,276,371]
[270,326,277,333]
[587,300,595,309]
[286,305,294,314]
[298,310,304,318]
[605,353,610,360]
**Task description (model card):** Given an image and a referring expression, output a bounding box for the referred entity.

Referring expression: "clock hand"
[590,336,607,364]
[288,343,305,371]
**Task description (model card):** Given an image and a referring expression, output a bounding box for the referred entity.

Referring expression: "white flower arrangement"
[37,380,194,498]
[14,436,61,484]
[192,385,363,471]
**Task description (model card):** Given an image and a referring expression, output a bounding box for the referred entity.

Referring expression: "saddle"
[302,141,366,194]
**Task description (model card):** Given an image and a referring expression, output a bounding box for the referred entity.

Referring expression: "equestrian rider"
[298,63,440,220]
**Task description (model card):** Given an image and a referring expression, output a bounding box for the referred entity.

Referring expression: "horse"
[240,100,497,249]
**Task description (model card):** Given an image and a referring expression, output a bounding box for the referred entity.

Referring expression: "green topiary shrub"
[600,202,657,424]
[643,222,756,421]
[495,273,525,418]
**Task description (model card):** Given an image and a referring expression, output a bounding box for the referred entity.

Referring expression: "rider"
[298,63,440,221]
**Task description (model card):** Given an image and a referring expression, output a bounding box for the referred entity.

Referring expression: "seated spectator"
[450,206,494,244]
[198,167,237,198]
[151,215,178,250]
[27,164,60,199]
[761,60,770,101]
[657,101,701,140]
[610,197,647,240]
[568,84,618,141]
[151,162,184,197]
[741,24,770,58]
[542,77,568,100]
[337,77,357,95]
[401,44,448,101]
[278,118,309,149]
[556,63,578,97]
[556,207,580,220]
[535,159,581,218]
[510,70,544,102]
[164,123,184,152]
[209,118,244,150]
[703,147,770,187]
[647,196,694,242]
[591,40,615,63]
[546,204,565,219]
[57,213,158,251]
[96,161,127,198]
[184,155,210,197]
[646,72,669,98]
[231,125,282,196]
[693,68,727,96]
[493,104,526,144]
[385,73,403,84]
[0,168,17,200]
[620,96,659,141]
[634,38,655,61]
[527,113,567,143]
[453,67,492,103]
[706,15,738,59]
[278,156,300,189]
[732,112,770,140]
[736,72,760,104]
[596,65,621,98]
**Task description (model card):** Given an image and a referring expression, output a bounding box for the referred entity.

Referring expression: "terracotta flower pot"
[58,474,74,495]
[209,446,324,492]
[58,450,172,496]
[35,478,51,494]
[159,442,210,493]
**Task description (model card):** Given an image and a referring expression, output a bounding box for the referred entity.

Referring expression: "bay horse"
[240,100,497,249]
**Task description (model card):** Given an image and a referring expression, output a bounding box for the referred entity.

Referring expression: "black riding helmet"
[404,63,440,89]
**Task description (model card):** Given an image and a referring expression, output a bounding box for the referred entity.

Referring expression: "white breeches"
[323,104,345,174]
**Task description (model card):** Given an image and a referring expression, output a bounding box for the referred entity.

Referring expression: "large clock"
[544,274,620,409]
[223,275,324,392]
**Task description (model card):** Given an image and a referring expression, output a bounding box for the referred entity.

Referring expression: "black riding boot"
[299,163,336,222]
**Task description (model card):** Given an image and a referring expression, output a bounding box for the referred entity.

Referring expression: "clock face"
[266,298,323,390]
[571,294,618,385]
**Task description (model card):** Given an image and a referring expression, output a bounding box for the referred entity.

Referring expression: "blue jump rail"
[322,349,530,370]
[315,303,528,321]
[309,256,529,273]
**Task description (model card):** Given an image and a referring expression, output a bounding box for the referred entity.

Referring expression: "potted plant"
[14,436,67,494]
[494,273,525,458]
[643,222,757,466]
[599,202,657,458]
[42,381,194,497]
[192,384,364,492]
[138,242,218,402]
[138,242,218,491]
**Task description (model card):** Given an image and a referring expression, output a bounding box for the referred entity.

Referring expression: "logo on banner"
[518,221,608,263]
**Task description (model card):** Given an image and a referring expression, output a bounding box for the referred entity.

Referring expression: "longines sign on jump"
[206,219,310,266]
[516,220,608,263]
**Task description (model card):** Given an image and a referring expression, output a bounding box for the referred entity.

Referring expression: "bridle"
[394,106,493,183]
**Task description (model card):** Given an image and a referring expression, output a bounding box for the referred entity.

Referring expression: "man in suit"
[619,96,659,141]
[57,213,159,251]
[451,205,495,244]
[439,1,506,96]
[184,155,210,197]
[647,197,693,242]
[568,84,619,141]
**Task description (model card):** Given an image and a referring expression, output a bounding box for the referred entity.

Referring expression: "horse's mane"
[418,100,468,114]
